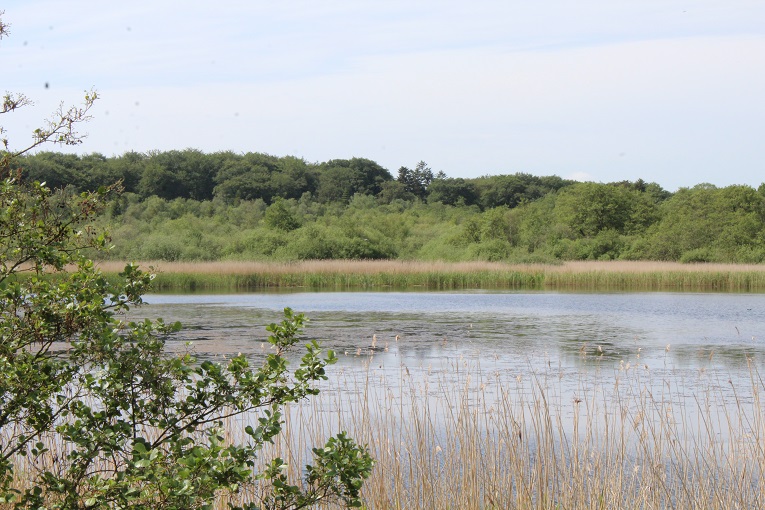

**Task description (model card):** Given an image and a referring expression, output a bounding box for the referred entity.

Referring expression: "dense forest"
[14,149,765,264]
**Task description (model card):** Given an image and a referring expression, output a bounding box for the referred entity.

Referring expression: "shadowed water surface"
[131,291,765,373]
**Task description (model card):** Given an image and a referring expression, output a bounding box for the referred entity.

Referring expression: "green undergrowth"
[90,268,765,292]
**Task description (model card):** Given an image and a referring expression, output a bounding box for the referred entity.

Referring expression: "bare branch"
[8,89,99,159]
[1,92,32,115]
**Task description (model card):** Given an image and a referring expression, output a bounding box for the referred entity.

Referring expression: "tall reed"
[241,360,765,509]
[92,260,765,292]
[7,359,763,509]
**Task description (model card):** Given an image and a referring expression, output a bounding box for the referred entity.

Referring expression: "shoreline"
[91,260,765,292]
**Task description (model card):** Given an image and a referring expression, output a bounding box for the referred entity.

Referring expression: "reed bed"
[92,260,765,292]
[7,360,764,509]
[242,360,765,509]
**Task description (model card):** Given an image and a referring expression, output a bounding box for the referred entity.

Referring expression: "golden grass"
[94,259,548,275]
[94,259,765,276]
[7,360,764,509]
[248,361,765,509]
[551,260,765,273]
[91,260,765,291]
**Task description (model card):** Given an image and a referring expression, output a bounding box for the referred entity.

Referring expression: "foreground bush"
[0,174,372,509]
[0,12,371,503]
[0,176,372,509]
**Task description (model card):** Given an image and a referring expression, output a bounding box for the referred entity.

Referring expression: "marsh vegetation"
[6,11,763,508]
[267,361,765,509]
[16,150,765,265]
[92,259,765,292]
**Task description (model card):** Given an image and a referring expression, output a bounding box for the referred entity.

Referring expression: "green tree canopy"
[396,161,433,200]
[642,184,765,261]
[316,158,392,203]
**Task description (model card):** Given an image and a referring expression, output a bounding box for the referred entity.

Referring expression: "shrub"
[468,239,513,261]
[0,13,371,504]
[264,198,301,231]
[0,176,373,509]
[679,248,719,263]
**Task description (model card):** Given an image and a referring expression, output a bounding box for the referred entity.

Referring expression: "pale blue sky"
[2,1,764,190]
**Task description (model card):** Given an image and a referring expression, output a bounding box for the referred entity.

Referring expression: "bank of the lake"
[93,260,765,292]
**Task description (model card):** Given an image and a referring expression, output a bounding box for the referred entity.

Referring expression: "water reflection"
[124,291,765,412]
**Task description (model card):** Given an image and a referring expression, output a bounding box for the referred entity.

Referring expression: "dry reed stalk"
[553,261,765,274]
[7,362,764,509]
[91,259,765,276]
[92,260,548,275]
[241,361,765,509]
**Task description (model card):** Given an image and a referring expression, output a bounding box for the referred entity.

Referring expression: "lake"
[123,290,765,506]
[128,290,765,419]
[133,290,764,369]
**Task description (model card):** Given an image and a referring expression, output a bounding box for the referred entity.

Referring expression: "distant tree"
[481,207,511,241]
[16,151,81,189]
[106,150,146,193]
[609,178,672,202]
[473,173,575,209]
[316,158,392,203]
[644,184,765,261]
[397,161,433,200]
[264,197,301,231]
[510,194,558,252]
[213,152,279,202]
[427,176,478,206]
[377,180,415,203]
[138,159,183,199]
[213,153,318,204]
[609,178,647,192]
[554,182,661,243]
[316,165,356,202]
[138,149,216,200]
[269,156,318,200]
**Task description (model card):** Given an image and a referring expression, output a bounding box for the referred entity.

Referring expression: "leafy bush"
[0,176,373,509]
[552,229,625,260]
[282,224,337,260]
[264,198,301,231]
[679,248,720,263]
[468,239,513,261]
[0,15,372,504]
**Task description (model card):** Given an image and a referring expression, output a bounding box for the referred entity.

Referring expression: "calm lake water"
[124,291,765,496]
[119,289,765,459]
[134,290,765,371]
[126,291,765,410]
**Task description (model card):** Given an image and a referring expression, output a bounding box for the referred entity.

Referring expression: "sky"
[1,1,764,191]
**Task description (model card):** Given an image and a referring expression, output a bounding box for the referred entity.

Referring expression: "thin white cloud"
[2,1,764,190]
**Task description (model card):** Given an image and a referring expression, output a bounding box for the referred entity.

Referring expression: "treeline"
[14,150,575,209]
[13,150,765,264]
